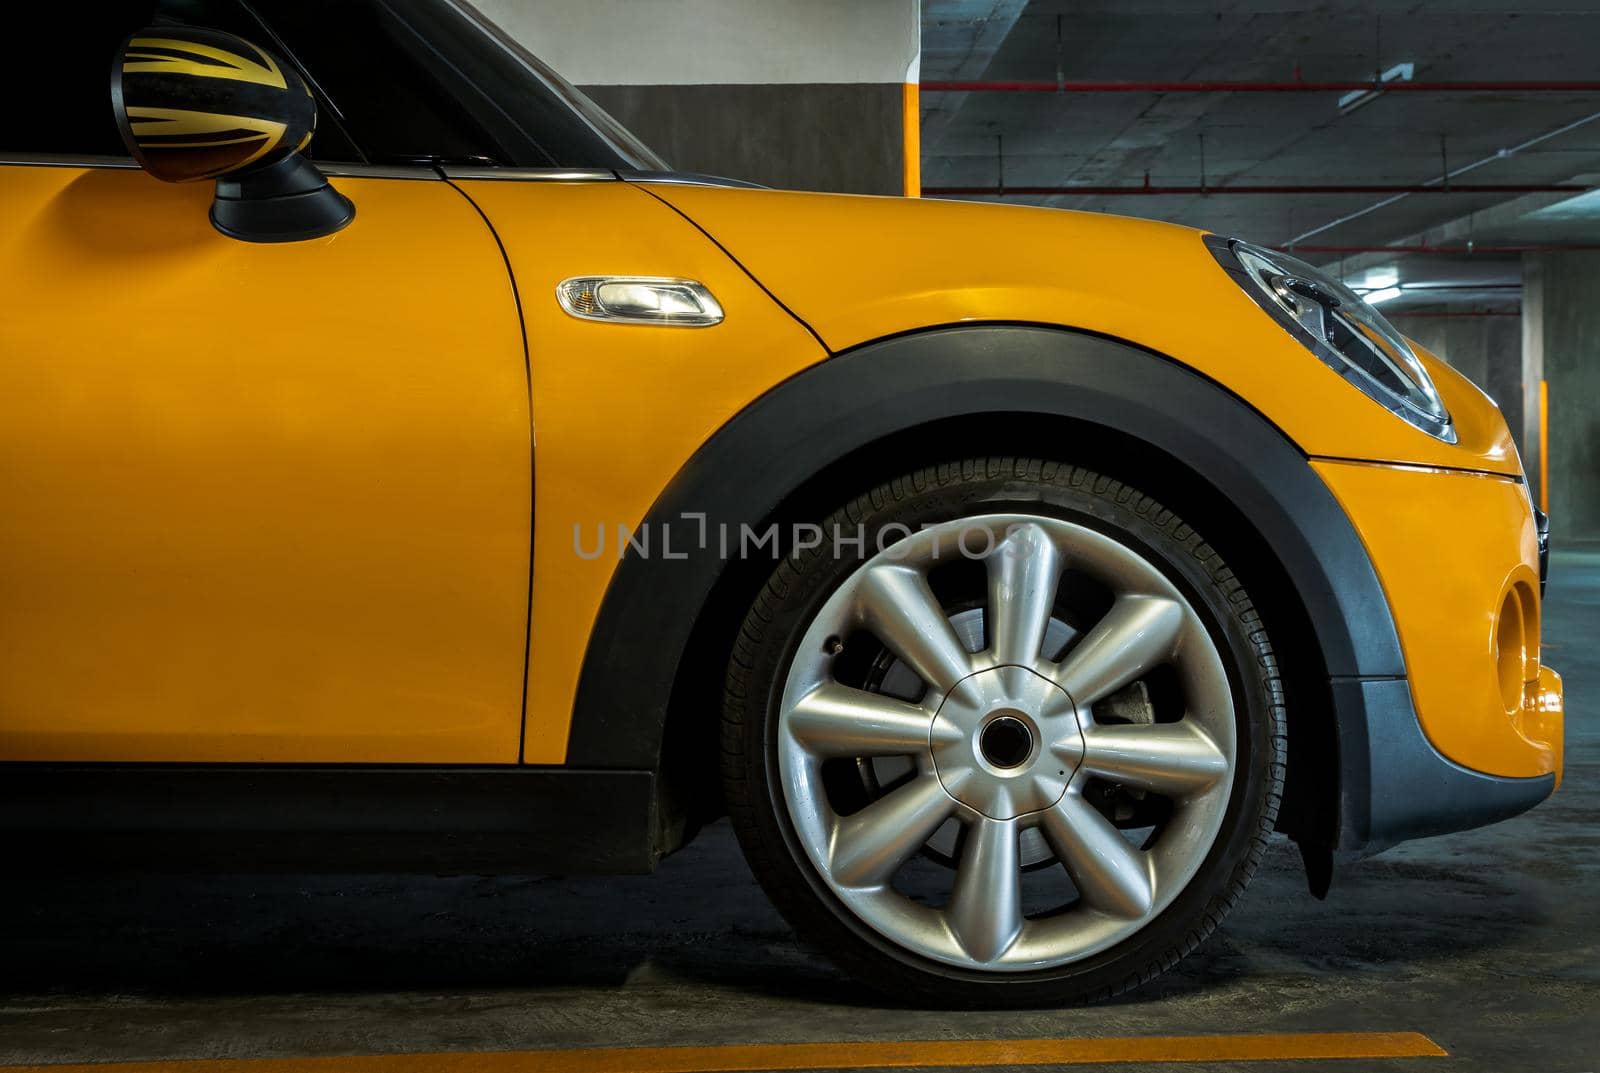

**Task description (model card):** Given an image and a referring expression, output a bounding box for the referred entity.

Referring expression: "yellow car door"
[0,161,531,763]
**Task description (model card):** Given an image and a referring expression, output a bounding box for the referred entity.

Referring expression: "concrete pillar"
[1522,251,1600,540]
[1521,258,1546,517]
[477,1,921,195]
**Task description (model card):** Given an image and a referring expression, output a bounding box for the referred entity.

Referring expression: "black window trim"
[439,0,663,169]
[0,151,638,184]
[0,153,447,181]
[236,0,368,165]
[438,165,617,182]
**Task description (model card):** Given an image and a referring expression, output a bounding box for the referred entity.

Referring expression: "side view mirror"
[111,27,354,242]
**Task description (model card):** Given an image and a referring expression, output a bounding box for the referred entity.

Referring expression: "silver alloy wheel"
[776,514,1235,971]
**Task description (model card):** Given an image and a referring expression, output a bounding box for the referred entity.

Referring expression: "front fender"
[569,326,1415,850]
[638,182,1519,478]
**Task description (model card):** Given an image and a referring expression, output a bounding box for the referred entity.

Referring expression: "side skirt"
[0,765,664,875]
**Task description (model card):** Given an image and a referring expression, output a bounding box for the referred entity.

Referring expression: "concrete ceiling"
[921,0,1600,303]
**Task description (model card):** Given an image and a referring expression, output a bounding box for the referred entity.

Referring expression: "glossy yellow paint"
[447,180,827,764]
[1533,666,1565,791]
[634,185,1559,781]
[1312,459,1561,780]
[0,166,1557,780]
[641,185,1519,476]
[0,165,530,762]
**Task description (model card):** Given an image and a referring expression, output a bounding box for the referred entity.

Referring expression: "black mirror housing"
[111,26,353,242]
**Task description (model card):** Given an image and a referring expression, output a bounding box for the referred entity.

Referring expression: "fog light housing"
[1495,580,1540,715]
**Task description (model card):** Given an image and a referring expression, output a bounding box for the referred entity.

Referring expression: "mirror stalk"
[211,155,354,243]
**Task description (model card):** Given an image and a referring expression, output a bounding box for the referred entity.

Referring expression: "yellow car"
[0,1,1563,1006]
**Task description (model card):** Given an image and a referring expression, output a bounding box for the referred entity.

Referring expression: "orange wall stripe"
[3,1032,1446,1073]
[903,81,921,197]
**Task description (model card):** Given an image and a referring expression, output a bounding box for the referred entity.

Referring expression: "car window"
[247,0,667,169]
[246,0,506,165]
[3,3,171,158]
[3,0,662,169]
[1,1,362,162]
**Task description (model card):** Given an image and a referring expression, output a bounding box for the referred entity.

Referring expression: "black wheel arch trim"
[572,322,1401,750]
[568,323,1553,857]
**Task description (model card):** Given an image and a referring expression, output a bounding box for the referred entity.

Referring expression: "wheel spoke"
[986,522,1063,668]
[1080,720,1229,797]
[855,564,975,696]
[946,816,1023,963]
[771,512,1245,972]
[1051,594,1184,706]
[787,682,947,758]
[1040,792,1154,919]
[828,774,954,888]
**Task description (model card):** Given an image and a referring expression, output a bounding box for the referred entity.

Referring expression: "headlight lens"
[1208,237,1456,443]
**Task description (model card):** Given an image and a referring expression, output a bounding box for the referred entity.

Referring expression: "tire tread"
[722,457,1286,1007]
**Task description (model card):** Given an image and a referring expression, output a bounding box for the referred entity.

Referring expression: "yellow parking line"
[5,1031,1447,1072]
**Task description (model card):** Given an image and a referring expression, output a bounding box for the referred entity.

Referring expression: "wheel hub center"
[979,713,1034,768]
[929,665,1085,820]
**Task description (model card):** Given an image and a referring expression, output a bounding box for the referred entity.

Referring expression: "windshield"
[449,1,667,169]
[247,0,668,169]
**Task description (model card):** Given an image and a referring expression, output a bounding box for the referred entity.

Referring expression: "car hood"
[635,181,1519,477]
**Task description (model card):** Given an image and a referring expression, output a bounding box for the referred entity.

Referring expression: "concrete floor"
[2,551,1596,1072]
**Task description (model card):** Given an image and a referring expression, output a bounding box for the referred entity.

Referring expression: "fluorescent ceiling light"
[1523,188,1600,222]
[1365,286,1403,305]
[1339,62,1414,114]
[1361,266,1399,290]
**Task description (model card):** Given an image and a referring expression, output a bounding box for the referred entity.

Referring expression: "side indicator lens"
[557,276,724,327]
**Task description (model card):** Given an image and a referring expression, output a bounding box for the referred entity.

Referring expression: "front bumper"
[1333,669,1562,852]
[1313,459,1565,851]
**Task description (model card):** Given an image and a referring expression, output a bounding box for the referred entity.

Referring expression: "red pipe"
[923,183,1590,196]
[1386,310,1521,317]
[1285,244,1600,254]
[921,79,1600,93]
[1385,283,1521,290]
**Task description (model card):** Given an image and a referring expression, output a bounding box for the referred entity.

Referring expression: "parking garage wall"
[1390,312,1526,451]
[1523,252,1600,540]
[476,0,921,195]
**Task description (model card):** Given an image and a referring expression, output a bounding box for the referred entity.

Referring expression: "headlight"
[1206,236,1456,443]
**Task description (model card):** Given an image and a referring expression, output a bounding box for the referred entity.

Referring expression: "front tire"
[722,459,1284,1006]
